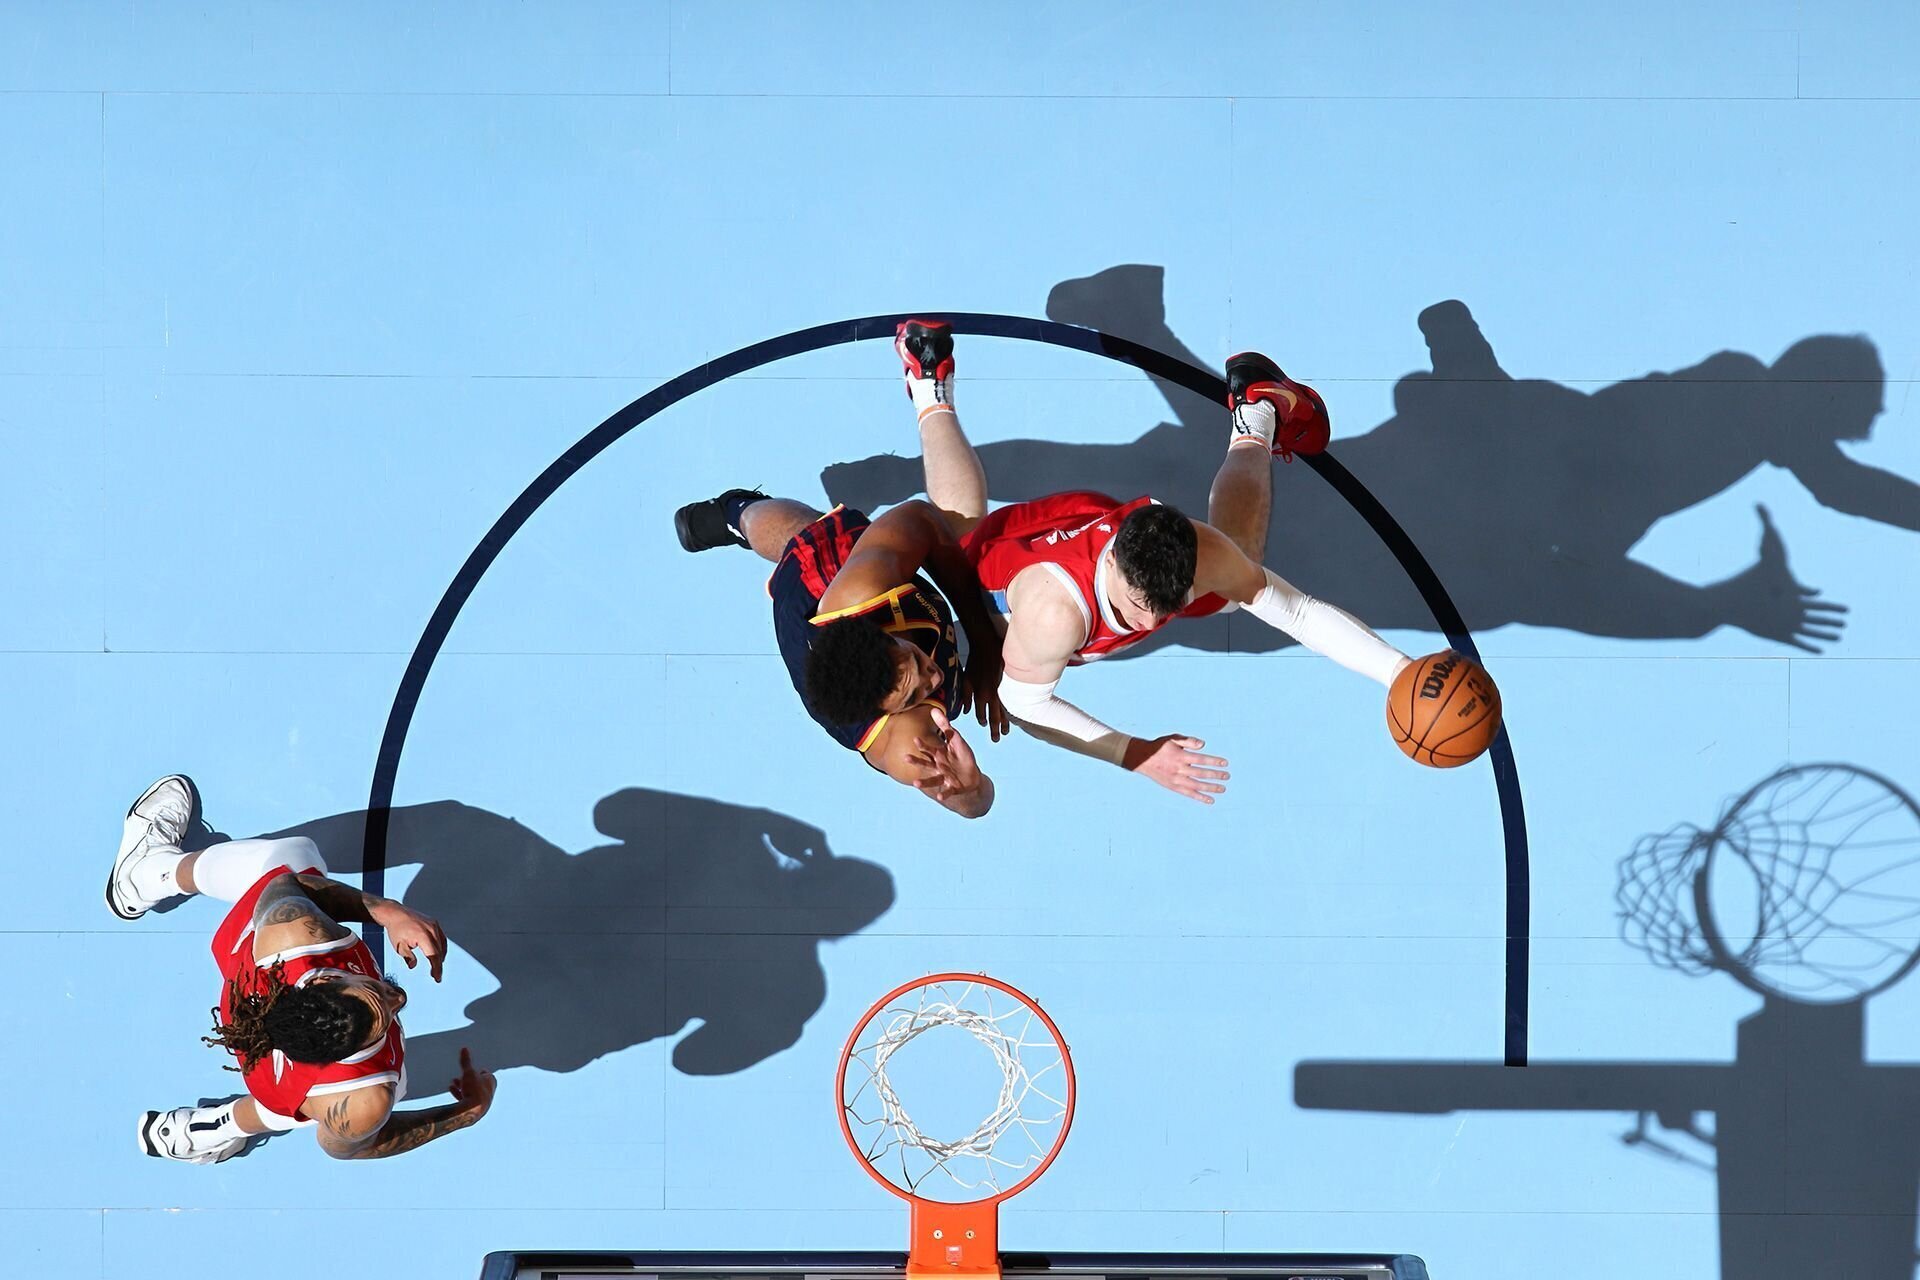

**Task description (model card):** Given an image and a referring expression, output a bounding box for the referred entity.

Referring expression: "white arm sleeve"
[998,674,1132,766]
[1243,567,1412,687]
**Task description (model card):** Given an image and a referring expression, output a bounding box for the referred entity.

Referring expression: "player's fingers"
[929,705,952,734]
[1184,751,1227,768]
[1174,736,1204,749]
[1189,767,1230,782]
[1191,781,1228,795]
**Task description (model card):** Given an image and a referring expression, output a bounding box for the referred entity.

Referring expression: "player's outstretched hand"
[905,707,985,802]
[449,1047,497,1120]
[1124,734,1229,804]
[370,899,449,982]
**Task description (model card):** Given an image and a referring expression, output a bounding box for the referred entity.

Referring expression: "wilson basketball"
[1387,650,1502,768]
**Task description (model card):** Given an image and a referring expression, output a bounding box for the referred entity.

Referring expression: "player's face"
[313,971,408,1047]
[881,635,943,714]
[1108,563,1171,632]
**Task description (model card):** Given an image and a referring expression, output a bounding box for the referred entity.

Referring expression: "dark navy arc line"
[361,311,1532,1066]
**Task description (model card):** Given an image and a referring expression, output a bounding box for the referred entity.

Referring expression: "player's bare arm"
[310,1048,496,1160]
[915,520,1008,739]
[250,871,448,981]
[249,873,354,953]
[293,873,449,980]
[870,704,995,819]
[999,565,1229,804]
[818,499,998,657]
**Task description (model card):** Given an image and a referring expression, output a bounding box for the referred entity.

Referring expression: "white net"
[842,977,1071,1201]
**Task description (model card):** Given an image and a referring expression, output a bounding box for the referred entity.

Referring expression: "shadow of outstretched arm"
[1786,441,1920,532]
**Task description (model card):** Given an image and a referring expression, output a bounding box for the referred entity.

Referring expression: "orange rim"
[835,971,1077,1208]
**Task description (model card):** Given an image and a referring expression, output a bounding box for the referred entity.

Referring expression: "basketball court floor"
[7,4,1920,1277]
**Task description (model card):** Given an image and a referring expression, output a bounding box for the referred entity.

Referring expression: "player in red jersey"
[106,775,497,1162]
[939,336,1416,803]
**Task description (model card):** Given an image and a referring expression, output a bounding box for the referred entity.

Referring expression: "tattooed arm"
[310,1049,497,1160]
[293,872,449,980]
[250,871,450,979]
[250,873,354,959]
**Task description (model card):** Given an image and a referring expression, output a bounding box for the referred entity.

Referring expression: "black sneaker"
[1225,351,1287,410]
[674,488,766,553]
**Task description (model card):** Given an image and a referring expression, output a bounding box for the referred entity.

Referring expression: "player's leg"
[1207,352,1330,560]
[676,489,823,563]
[139,1094,291,1164]
[179,835,326,903]
[897,319,987,535]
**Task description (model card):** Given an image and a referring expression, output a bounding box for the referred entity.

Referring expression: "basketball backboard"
[477,1250,1431,1280]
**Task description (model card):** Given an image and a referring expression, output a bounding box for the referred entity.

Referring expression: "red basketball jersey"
[961,491,1227,663]
[210,864,406,1123]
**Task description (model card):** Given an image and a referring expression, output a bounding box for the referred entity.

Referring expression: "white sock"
[908,376,955,416]
[1231,399,1277,450]
[128,846,188,902]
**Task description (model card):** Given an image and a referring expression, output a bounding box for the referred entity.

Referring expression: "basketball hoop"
[837,974,1076,1279]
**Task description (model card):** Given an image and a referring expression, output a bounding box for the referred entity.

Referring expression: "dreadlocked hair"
[1112,504,1198,616]
[204,962,376,1074]
[805,615,899,725]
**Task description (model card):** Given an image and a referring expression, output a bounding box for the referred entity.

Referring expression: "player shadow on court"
[268,789,893,1093]
[822,263,1915,653]
[1295,763,1920,1279]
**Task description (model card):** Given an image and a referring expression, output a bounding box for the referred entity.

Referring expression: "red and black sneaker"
[1225,350,1330,462]
[895,319,956,391]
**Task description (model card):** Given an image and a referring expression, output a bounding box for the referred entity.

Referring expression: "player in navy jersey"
[675,322,1007,818]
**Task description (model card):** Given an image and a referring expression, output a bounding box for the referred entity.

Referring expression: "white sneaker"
[137,1107,245,1165]
[106,775,198,921]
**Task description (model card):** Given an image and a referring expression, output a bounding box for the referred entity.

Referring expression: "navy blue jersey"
[768,506,963,753]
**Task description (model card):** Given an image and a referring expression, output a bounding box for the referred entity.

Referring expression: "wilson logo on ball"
[1419,654,1459,699]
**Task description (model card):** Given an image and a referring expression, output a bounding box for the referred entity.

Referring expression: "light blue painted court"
[7,3,1920,1277]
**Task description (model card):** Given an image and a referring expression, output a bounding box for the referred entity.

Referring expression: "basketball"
[1386,650,1502,768]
